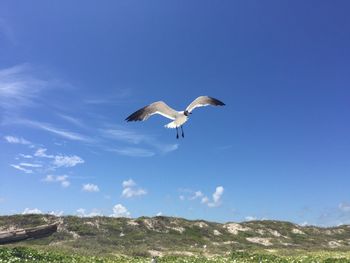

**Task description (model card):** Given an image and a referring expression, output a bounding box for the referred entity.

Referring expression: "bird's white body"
[164,111,188,128]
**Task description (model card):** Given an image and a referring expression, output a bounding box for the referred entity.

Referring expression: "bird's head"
[184,110,191,116]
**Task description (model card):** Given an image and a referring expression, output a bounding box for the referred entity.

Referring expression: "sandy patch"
[292,228,305,235]
[127,220,139,226]
[213,229,222,236]
[223,223,250,235]
[328,240,342,248]
[246,237,272,246]
[194,222,208,228]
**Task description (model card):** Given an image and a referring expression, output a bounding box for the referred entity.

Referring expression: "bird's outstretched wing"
[125,101,178,122]
[186,96,225,113]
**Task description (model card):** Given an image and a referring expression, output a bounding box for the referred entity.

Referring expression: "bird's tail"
[164,121,177,129]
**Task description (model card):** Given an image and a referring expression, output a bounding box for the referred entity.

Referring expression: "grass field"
[1,247,350,263]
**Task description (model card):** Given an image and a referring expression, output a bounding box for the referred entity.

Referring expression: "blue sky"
[1,1,350,226]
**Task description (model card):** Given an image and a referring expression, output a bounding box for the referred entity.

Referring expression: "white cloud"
[43,175,55,182]
[19,162,42,168]
[122,188,147,198]
[0,197,5,203]
[53,155,84,168]
[111,204,131,218]
[76,208,86,216]
[4,136,31,145]
[201,196,209,204]
[82,183,100,192]
[122,179,136,188]
[121,179,147,198]
[10,164,33,174]
[76,208,102,217]
[56,175,69,182]
[61,181,71,188]
[43,175,70,188]
[48,210,64,216]
[299,221,309,226]
[183,186,224,208]
[156,212,163,216]
[22,208,42,214]
[245,216,257,221]
[34,148,84,169]
[190,191,204,200]
[211,186,224,205]
[339,203,350,212]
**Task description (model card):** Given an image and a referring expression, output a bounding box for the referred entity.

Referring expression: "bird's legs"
[176,127,179,139]
[181,125,185,138]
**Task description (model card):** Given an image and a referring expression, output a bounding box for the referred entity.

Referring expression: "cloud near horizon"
[121,179,147,198]
[181,186,224,208]
[82,183,100,193]
[111,204,131,218]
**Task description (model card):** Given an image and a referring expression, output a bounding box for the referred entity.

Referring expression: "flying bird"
[125,96,225,139]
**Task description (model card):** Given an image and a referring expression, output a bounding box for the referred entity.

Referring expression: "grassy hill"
[1,214,350,257]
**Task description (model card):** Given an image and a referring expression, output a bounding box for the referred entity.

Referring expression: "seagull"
[125,96,225,139]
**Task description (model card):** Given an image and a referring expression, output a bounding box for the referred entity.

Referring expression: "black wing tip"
[125,106,148,122]
[209,97,225,106]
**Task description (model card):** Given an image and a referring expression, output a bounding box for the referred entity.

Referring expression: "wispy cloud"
[19,154,33,159]
[108,147,155,157]
[10,164,33,174]
[57,113,85,128]
[12,119,94,143]
[111,204,131,218]
[101,128,147,144]
[19,162,42,168]
[82,183,100,192]
[122,179,147,198]
[83,89,132,105]
[4,135,31,145]
[101,126,178,156]
[0,64,49,111]
[34,148,54,158]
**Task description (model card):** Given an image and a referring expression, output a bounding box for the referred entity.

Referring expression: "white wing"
[186,96,225,113]
[126,101,178,122]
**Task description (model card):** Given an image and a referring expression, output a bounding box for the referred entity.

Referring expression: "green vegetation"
[1,247,350,263]
[1,215,350,261]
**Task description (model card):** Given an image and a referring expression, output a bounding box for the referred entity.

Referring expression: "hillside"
[1,215,350,257]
